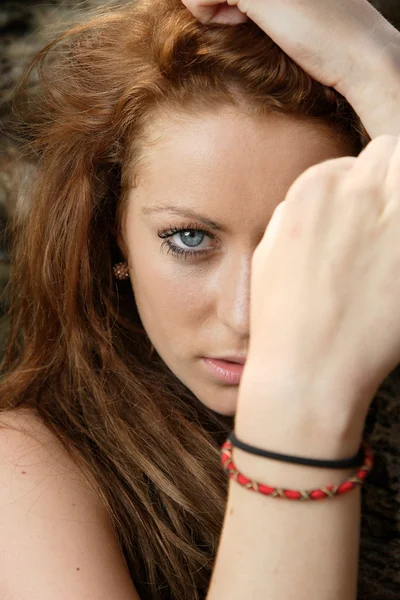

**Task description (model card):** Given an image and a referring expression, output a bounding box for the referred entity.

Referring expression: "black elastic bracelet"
[228,431,365,469]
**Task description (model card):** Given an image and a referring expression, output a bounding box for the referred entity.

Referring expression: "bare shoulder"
[0,408,100,514]
[0,408,141,600]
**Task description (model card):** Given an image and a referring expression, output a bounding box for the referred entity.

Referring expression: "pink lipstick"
[202,358,244,385]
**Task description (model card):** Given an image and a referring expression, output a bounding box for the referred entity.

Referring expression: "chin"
[195,385,239,417]
[164,359,239,416]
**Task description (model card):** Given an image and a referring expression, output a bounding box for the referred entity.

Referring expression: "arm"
[336,30,400,139]
[182,0,400,139]
[207,382,362,599]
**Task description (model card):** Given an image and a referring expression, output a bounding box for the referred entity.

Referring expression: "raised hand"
[235,136,400,451]
[181,0,396,91]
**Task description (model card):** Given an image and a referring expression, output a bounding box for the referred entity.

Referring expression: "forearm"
[338,30,400,138]
[208,459,360,599]
[207,381,363,599]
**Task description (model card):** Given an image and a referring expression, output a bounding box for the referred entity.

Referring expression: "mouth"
[201,357,245,385]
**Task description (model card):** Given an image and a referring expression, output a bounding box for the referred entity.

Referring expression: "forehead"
[130,108,354,227]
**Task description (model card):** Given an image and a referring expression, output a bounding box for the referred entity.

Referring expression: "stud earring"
[113,262,130,280]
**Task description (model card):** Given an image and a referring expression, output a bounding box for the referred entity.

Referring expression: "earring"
[113,262,130,280]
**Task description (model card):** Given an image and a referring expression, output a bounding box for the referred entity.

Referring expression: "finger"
[268,160,352,217]
[385,136,400,202]
[311,156,357,173]
[351,135,398,184]
[210,5,249,24]
[180,0,228,23]
[181,0,248,24]
[258,156,357,252]
[284,156,356,203]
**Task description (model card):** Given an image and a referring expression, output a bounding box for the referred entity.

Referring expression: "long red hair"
[1,0,370,598]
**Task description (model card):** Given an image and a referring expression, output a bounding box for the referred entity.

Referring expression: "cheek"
[128,242,208,339]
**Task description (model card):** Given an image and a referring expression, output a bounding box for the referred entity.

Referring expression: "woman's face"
[123,108,356,416]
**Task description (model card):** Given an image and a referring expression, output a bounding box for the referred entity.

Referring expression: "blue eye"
[157,223,217,261]
[178,230,205,248]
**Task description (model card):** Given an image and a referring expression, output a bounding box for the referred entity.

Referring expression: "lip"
[213,355,247,365]
[202,357,245,385]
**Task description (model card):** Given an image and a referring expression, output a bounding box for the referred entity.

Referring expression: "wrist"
[336,7,400,94]
[336,27,400,138]
[229,445,359,492]
[235,366,365,459]
[234,417,363,464]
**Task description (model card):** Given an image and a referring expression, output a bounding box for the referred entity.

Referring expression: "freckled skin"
[123,108,356,417]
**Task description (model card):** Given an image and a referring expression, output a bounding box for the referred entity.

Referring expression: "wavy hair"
[0,0,370,598]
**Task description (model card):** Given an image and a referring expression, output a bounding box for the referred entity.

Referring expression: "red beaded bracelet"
[221,439,374,501]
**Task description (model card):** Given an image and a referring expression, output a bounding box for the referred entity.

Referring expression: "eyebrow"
[141,204,227,232]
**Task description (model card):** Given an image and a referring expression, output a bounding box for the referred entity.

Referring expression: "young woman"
[0,0,399,598]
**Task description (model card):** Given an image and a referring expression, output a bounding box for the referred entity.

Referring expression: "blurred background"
[0,0,122,351]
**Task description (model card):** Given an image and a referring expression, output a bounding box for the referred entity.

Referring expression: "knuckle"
[340,173,385,210]
[285,164,338,203]
[342,177,380,198]
[359,134,398,158]
[369,134,398,146]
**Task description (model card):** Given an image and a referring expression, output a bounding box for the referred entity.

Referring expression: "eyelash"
[157,221,217,260]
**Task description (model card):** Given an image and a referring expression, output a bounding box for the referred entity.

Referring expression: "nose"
[216,253,251,338]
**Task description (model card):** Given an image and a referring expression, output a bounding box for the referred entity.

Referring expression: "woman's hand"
[181,0,395,92]
[235,136,400,452]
